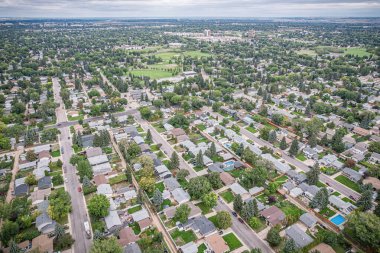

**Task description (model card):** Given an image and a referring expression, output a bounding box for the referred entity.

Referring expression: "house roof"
[208,162,224,173]
[36,212,54,232]
[230,182,248,195]
[363,177,380,190]
[171,128,186,137]
[172,188,190,204]
[97,184,113,195]
[309,243,336,253]
[93,174,108,186]
[342,168,362,181]
[118,227,138,246]
[131,208,150,222]
[300,213,317,228]
[30,188,51,204]
[163,177,181,191]
[138,217,152,230]
[124,243,142,253]
[220,172,235,185]
[124,189,137,201]
[285,224,313,248]
[260,206,286,226]
[155,164,170,174]
[179,242,198,253]
[88,154,108,166]
[184,215,216,236]
[38,176,51,189]
[86,147,103,158]
[37,200,49,212]
[205,233,229,253]
[105,210,122,229]
[92,162,112,175]
[31,234,54,253]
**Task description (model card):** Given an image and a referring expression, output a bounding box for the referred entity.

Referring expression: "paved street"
[215,201,274,253]
[53,77,92,253]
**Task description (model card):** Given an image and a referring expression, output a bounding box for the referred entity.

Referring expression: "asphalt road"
[53,77,92,253]
[215,201,274,253]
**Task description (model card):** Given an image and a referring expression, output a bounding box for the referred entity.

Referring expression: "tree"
[374,204,380,217]
[308,134,317,148]
[209,142,217,157]
[267,225,281,246]
[331,128,345,153]
[344,212,380,251]
[88,194,110,218]
[25,174,37,185]
[169,152,179,170]
[202,192,218,208]
[356,190,373,211]
[176,169,189,181]
[26,150,37,161]
[9,240,21,253]
[139,177,156,193]
[206,172,223,189]
[152,189,163,207]
[55,223,65,240]
[48,190,72,221]
[259,127,271,141]
[233,194,243,213]
[215,211,232,229]
[77,160,93,181]
[236,143,244,156]
[251,249,263,253]
[90,236,122,253]
[174,204,191,223]
[249,217,262,230]
[310,188,329,210]
[280,137,287,150]
[282,239,298,253]
[289,139,299,156]
[93,230,104,241]
[187,176,212,199]
[195,150,204,167]
[145,129,152,144]
[306,163,320,185]
[268,131,277,143]
[0,220,19,246]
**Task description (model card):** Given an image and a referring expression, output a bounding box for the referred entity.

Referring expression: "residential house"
[285,224,314,248]
[260,206,286,227]
[31,234,54,253]
[369,152,380,164]
[353,127,370,136]
[118,227,138,247]
[30,188,51,205]
[300,213,317,228]
[261,153,291,173]
[38,176,52,190]
[179,242,198,253]
[328,196,356,215]
[220,172,235,186]
[172,188,191,204]
[184,215,216,237]
[97,184,113,197]
[36,212,55,234]
[205,233,229,253]
[342,168,362,182]
[15,177,29,196]
[131,208,150,224]
[309,243,336,253]
[105,210,122,232]
[351,142,368,156]
[342,135,356,149]
[124,243,142,253]
[303,147,318,160]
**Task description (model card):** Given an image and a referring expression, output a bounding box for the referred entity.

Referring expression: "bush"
[52,174,64,186]
[15,228,40,243]
[54,233,75,251]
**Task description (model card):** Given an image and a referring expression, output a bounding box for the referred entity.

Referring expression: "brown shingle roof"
[138,217,152,230]
[220,172,235,185]
[31,234,54,253]
[93,174,108,186]
[205,233,229,253]
[260,206,286,226]
[118,227,138,246]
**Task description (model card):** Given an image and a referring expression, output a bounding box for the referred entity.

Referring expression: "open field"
[130,69,174,79]
[343,47,371,57]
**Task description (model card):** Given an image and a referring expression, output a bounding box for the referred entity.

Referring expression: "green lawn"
[344,47,371,57]
[334,175,361,193]
[296,153,307,161]
[222,233,242,251]
[198,243,207,253]
[317,181,326,188]
[319,207,336,218]
[130,69,174,79]
[170,229,197,246]
[321,167,338,175]
[274,175,288,183]
[68,115,84,121]
[102,146,113,154]
[297,49,317,56]
[51,150,61,157]
[342,197,355,204]
[208,215,218,227]
[183,50,211,58]
[151,144,160,152]
[229,169,244,178]
[196,124,207,131]
[245,126,257,133]
[155,182,165,192]
[220,190,235,203]
[196,202,212,214]
[131,222,141,235]
[109,174,127,185]
[128,205,142,214]
[332,191,341,196]
[276,201,304,224]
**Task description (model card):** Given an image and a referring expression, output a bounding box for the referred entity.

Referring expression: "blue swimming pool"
[330,214,346,226]
[223,160,235,171]
[224,143,232,149]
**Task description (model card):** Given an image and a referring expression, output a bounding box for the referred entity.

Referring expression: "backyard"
[170,229,197,246]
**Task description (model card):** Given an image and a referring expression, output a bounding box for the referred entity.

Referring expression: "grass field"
[223,233,242,251]
[130,69,174,79]
[128,205,142,214]
[296,153,307,161]
[220,190,235,203]
[183,50,211,58]
[319,207,336,218]
[170,229,197,246]
[344,47,371,57]
[196,202,212,214]
[197,243,207,253]
[51,150,61,157]
[334,175,361,193]
[297,49,317,56]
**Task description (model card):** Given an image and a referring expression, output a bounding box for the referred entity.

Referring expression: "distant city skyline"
[0,0,380,18]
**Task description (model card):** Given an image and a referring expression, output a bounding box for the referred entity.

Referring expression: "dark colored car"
[232,212,237,217]
[238,218,244,223]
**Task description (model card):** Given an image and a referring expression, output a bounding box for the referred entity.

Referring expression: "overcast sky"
[0,0,380,18]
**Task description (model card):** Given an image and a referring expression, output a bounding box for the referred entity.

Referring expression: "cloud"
[0,0,379,17]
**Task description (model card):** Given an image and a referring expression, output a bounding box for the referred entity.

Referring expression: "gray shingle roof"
[285,224,313,248]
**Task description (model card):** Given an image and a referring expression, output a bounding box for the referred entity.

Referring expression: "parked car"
[78,187,82,192]
[238,218,244,223]
[232,212,237,217]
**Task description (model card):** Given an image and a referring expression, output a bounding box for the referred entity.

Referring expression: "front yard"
[334,175,361,193]
[170,229,197,246]
[222,233,243,251]
[220,190,235,203]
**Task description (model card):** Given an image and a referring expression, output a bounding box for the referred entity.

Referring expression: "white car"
[64,177,68,183]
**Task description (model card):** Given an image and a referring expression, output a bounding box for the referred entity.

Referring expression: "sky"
[0,0,380,18]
